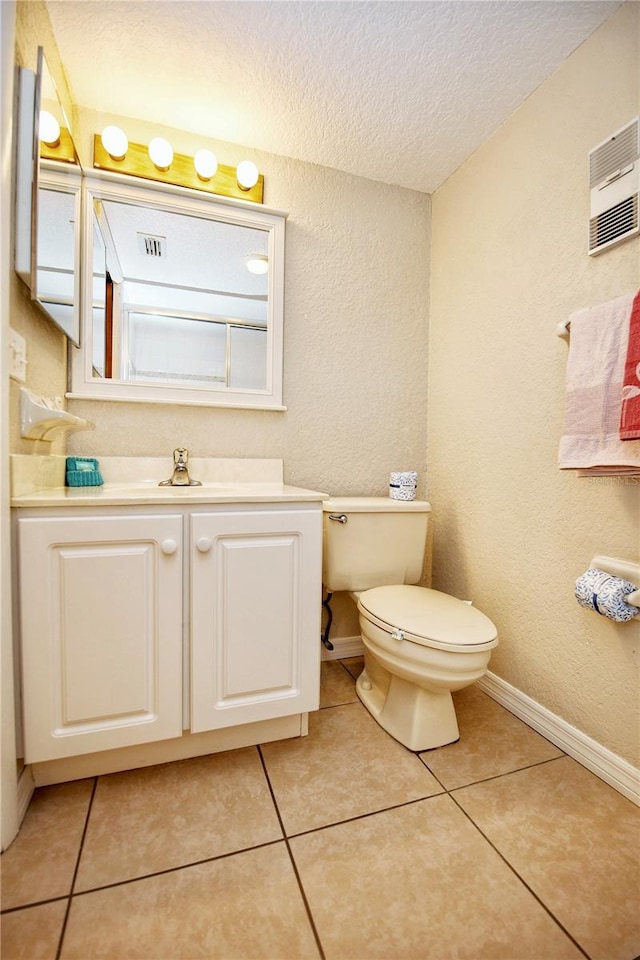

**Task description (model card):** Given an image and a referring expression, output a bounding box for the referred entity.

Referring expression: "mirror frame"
[14,48,82,345]
[69,172,287,410]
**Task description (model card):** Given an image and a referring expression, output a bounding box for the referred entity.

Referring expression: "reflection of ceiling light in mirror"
[39,110,60,147]
[148,137,173,171]
[245,255,269,275]
[194,149,218,181]
[101,125,128,161]
[237,161,259,190]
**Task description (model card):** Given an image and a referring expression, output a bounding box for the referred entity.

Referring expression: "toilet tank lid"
[357,585,498,649]
[323,497,431,513]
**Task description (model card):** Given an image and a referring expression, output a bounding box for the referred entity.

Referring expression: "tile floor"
[2,657,639,960]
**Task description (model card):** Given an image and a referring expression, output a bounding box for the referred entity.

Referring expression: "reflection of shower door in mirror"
[118,311,267,391]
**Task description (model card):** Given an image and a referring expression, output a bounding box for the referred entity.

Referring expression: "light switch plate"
[8,328,27,383]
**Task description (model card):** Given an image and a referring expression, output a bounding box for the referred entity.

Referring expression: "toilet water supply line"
[322,511,349,650]
[321,592,334,651]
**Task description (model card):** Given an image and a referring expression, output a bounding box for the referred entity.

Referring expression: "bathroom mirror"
[69,175,286,409]
[35,165,82,342]
[15,47,82,344]
[14,48,82,345]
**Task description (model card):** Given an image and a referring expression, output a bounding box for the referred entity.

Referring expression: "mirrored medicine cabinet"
[69,176,286,409]
[15,48,82,345]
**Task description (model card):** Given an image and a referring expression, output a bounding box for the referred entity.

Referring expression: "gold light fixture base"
[40,127,78,164]
[93,135,264,204]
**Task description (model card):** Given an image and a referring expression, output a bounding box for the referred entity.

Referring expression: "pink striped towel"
[558,292,640,476]
[620,289,640,440]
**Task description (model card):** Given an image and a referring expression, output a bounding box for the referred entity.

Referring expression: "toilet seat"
[357,585,498,653]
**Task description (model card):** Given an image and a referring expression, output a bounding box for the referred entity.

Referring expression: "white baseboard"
[478,672,640,807]
[321,635,364,661]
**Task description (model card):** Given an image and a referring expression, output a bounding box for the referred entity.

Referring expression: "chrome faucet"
[159,447,202,486]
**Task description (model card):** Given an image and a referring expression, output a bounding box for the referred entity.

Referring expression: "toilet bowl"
[355,584,498,751]
[322,497,498,752]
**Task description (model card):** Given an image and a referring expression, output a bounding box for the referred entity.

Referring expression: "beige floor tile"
[1,900,68,960]
[455,756,640,960]
[319,660,358,708]
[290,794,584,960]
[62,843,320,959]
[261,701,442,834]
[340,655,364,679]
[75,748,281,892]
[1,780,93,910]
[419,685,563,788]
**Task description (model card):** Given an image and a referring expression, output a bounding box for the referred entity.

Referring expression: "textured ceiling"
[46,0,620,193]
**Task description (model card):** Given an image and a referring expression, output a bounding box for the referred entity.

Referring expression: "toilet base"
[356,668,460,752]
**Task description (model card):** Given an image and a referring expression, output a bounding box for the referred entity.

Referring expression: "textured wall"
[428,3,639,765]
[66,110,431,500]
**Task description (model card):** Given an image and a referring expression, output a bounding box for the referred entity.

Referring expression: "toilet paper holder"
[590,555,640,612]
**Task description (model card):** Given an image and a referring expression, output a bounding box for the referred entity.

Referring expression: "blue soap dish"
[65,457,103,487]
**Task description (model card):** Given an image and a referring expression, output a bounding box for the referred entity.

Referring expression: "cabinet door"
[191,508,322,732]
[18,514,183,762]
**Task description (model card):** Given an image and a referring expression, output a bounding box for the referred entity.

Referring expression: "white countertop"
[11,482,328,508]
[10,455,327,508]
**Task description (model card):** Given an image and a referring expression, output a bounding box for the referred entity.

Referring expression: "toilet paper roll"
[389,471,418,501]
[575,568,639,622]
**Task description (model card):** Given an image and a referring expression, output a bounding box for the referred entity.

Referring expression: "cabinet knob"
[160,539,178,555]
[196,537,213,553]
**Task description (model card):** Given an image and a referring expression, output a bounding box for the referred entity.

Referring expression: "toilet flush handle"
[391,628,405,641]
[328,513,348,524]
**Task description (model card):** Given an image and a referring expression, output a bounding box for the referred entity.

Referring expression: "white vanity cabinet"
[16,513,184,763]
[190,508,322,731]
[14,494,323,770]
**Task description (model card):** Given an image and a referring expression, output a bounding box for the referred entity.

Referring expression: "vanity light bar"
[40,126,78,164]
[92,135,264,204]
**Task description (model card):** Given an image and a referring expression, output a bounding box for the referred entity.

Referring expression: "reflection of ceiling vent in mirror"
[137,233,167,258]
[589,116,639,256]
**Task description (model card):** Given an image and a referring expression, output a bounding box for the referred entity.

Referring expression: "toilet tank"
[322,497,431,592]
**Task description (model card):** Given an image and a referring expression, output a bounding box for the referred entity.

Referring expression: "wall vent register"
[137,232,167,258]
[589,116,639,255]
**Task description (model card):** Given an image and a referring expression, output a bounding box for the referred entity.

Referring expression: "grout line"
[337,659,360,680]
[319,697,358,710]
[1,895,69,916]
[257,745,326,960]
[284,790,447,841]
[67,837,286,898]
[414,754,449,793]
[432,754,567,794]
[449,793,593,960]
[54,775,98,960]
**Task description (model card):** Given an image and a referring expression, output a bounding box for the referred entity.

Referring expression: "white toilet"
[322,497,498,752]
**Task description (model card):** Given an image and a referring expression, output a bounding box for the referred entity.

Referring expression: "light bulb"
[148,137,173,171]
[236,160,259,190]
[245,255,269,275]
[101,125,128,161]
[194,149,218,181]
[39,110,60,147]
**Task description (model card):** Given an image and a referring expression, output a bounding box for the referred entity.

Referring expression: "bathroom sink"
[97,455,285,487]
[10,456,328,507]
